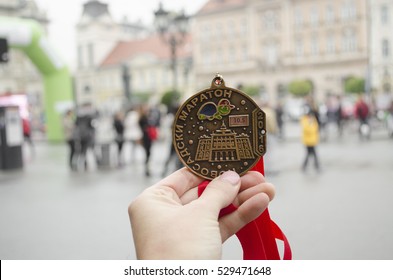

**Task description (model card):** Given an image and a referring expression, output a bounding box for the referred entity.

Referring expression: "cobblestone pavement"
[1,120,392,260]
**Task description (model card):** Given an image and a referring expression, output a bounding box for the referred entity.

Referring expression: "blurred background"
[0,0,392,260]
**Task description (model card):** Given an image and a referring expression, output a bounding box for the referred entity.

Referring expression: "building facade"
[369,0,393,108]
[193,0,369,103]
[74,0,151,108]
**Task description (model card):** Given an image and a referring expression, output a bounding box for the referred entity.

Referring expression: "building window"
[229,45,236,62]
[88,43,94,67]
[341,0,356,21]
[294,8,302,28]
[325,5,335,25]
[228,20,236,37]
[201,25,210,42]
[326,33,336,53]
[240,18,248,36]
[381,5,389,24]
[216,22,222,39]
[310,6,319,27]
[241,45,248,61]
[263,10,279,32]
[382,39,390,57]
[342,29,357,52]
[295,38,304,57]
[310,35,319,55]
[77,45,83,68]
[265,42,277,66]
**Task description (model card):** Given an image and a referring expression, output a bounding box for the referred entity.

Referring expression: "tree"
[344,76,365,94]
[242,85,260,97]
[288,80,313,97]
[160,89,180,108]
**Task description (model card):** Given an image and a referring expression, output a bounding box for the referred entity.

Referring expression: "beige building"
[193,0,369,103]
[96,34,193,111]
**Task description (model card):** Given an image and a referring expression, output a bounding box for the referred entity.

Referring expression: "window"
[240,18,248,36]
[77,45,83,68]
[88,43,94,67]
[228,20,236,36]
[265,42,277,66]
[294,7,303,28]
[241,45,248,60]
[263,10,278,31]
[381,5,389,24]
[326,34,336,53]
[341,1,356,21]
[382,39,390,57]
[342,29,357,52]
[295,38,304,57]
[310,35,319,55]
[325,5,335,25]
[310,6,319,27]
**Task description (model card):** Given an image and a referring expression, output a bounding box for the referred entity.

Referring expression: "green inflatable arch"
[0,16,74,141]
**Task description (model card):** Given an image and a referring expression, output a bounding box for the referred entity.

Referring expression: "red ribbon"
[197,158,292,260]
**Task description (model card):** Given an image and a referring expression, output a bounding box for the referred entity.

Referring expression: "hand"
[128,168,275,259]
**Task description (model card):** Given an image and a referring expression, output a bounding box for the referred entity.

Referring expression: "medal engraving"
[173,75,266,180]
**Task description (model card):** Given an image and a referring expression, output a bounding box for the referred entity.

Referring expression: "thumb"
[197,171,240,215]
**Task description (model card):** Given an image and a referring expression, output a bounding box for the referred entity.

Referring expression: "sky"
[34,0,208,70]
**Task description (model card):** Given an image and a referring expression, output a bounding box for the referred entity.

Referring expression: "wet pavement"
[1,120,392,260]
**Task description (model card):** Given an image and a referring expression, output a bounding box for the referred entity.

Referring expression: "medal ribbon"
[197,158,292,260]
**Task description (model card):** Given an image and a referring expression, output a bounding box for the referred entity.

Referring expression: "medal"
[173,74,266,180]
[173,74,291,260]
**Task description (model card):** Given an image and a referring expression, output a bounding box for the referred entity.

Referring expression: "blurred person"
[22,116,34,157]
[335,95,344,137]
[275,101,285,140]
[300,109,320,172]
[354,94,370,140]
[124,106,143,163]
[113,111,125,167]
[138,104,154,177]
[62,109,77,170]
[75,103,97,171]
[128,168,275,259]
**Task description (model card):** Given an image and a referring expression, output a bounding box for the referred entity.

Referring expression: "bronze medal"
[173,74,266,180]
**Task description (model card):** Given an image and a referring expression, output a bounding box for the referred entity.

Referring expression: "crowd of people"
[60,93,393,178]
[61,102,165,176]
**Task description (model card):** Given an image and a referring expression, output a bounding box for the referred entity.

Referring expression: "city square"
[1,121,392,260]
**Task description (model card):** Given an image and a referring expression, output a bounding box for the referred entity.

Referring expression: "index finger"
[154,167,205,197]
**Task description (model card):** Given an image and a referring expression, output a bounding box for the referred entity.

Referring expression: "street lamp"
[154,2,189,107]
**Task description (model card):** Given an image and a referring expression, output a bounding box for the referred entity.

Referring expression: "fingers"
[219,192,270,242]
[155,167,205,197]
[234,182,275,207]
[180,171,271,205]
[238,171,266,192]
[196,171,241,214]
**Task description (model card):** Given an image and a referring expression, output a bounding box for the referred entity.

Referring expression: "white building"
[74,0,150,107]
[369,0,393,109]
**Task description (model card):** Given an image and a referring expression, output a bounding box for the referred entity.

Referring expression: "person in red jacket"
[353,95,370,140]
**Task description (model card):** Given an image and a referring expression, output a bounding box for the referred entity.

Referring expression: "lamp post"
[122,63,131,104]
[154,2,189,107]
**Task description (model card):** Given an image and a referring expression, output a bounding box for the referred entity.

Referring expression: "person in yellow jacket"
[301,110,320,172]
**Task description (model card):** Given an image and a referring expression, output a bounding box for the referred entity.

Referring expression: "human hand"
[128,168,275,259]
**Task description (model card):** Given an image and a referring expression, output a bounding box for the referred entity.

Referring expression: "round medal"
[173,74,266,180]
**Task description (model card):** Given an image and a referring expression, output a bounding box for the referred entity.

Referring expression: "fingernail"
[220,171,240,185]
